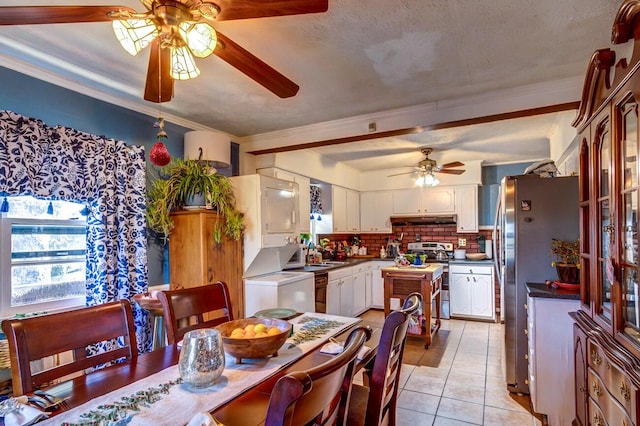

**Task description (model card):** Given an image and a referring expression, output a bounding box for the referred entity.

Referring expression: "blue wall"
[0,65,192,286]
[478,162,534,227]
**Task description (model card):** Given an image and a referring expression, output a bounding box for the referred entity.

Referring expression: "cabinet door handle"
[591,349,602,366]
[208,267,213,283]
[466,277,470,282]
[592,381,602,397]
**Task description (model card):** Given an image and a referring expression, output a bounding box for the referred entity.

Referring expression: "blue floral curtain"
[0,110,151,352]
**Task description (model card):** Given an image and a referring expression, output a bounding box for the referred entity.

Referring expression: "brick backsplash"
[318,224,494,255]
[318,225,501,318]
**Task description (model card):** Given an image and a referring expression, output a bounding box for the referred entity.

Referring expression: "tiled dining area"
[358,310,543,426]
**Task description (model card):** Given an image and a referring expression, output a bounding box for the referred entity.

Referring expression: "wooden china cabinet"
[571,2,640,424]
[168,210,244,319]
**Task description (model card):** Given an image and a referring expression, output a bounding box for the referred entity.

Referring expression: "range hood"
[390,215,457,225]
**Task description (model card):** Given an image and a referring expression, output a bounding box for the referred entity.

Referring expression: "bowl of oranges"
[216,318,292,363]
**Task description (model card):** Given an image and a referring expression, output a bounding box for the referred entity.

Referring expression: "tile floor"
[358,310,543,426]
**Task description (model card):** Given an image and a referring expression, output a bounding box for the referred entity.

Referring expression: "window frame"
[0,213,87,318]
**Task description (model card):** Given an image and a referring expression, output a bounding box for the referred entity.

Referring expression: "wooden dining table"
[20,316,383,426]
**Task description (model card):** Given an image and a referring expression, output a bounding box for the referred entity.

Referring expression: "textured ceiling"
[0,0,624,169]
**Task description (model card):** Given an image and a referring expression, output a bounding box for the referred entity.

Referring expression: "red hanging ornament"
[150,116,171,166]
[150,141,171,166]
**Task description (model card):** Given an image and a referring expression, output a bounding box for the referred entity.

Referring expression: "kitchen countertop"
[526,282,580,300]
[449,258,494,265]
[285,257,395,274]
[381,263,444,279]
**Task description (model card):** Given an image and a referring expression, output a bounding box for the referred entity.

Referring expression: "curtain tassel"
[0,197,8,213]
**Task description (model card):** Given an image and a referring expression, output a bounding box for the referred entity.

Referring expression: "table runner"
[39,313,361,426]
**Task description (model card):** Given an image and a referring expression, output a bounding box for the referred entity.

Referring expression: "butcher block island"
[382,264,443,348]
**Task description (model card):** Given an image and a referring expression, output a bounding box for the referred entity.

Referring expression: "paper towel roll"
[485,240,493,259]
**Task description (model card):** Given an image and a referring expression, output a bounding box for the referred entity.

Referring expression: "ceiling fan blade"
[387,171,416,177]
[440,161,465,168]
[437,169,466,175]
[213,31,299,98]
[0,6,136,25]
[214,0,328,21]
[144,39,174,103]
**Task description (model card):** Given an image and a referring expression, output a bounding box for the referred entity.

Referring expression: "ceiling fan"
[0,1,329,102]
[388,147,465,186]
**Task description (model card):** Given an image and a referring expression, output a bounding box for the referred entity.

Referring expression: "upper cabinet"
[392,185,478,233]
[455,185,478,233]
[332,185,360,233]
[360,191,393,233]
[257,167,310,233]
[393,187,456,215]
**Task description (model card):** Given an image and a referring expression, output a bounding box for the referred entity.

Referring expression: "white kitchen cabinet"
[392,187,455,215]
[327,267,354,316]
[364,263,373,308]
[360,191,393,233]
[527,292,579,426]
[257,167,311,233]
[346,189,360,232]
[352,265,366,316]
[331,186,359,233]
[455,184,478,233]
[449,263,495,320]
[369,261,395,309]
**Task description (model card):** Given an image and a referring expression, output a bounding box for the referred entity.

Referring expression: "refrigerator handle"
[493,185,503,289]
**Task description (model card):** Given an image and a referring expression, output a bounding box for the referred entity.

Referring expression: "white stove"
[406,242,454,261]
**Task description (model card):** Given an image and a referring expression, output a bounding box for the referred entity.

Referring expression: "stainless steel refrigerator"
[493,174,578,394]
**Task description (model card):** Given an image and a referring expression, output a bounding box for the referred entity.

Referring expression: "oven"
[406,242,452,318]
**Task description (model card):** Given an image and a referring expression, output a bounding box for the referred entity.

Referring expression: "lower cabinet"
[527,294,579,426]
[352,265,366,316]
[369,261,395,309]
[571,310,640,426]
[327,267,354,316]
[449,264,495,320]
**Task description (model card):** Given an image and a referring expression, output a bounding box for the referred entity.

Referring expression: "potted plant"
[146,158,243,243]
[550,238,580,284]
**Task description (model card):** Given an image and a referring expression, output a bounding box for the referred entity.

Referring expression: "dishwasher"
[314,272,328,314]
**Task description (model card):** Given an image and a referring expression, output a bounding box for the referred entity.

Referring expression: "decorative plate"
[254,308,298,320]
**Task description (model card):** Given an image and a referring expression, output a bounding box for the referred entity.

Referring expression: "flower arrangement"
[550,239,580,267]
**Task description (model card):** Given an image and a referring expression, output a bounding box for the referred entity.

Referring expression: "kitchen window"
[0,196,87,318]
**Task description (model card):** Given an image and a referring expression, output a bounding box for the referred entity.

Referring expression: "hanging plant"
[146,158,244,243]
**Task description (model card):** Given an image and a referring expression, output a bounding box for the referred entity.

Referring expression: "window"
[0,196,86,317]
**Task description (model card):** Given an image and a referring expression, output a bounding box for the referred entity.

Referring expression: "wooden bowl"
[465,253,487,260]
[216,318,292,364]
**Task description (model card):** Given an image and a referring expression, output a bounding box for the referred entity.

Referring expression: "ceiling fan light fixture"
[170,45,200,80]
[416,171,439,187]
[112,19,159,56]
[179,22,217,58]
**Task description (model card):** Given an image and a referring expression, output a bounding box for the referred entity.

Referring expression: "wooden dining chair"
[264,326,371,426]
[1,299,138,396]
[157,281,233,345]
[346,292,423,426]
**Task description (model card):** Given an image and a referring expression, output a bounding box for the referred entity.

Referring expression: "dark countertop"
[449,258,495,265]
[526,282,581,300]
[285,257,394,274]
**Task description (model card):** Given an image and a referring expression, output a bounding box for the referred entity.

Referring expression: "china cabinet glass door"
[596,116,613,325]
[619,97,640,343]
